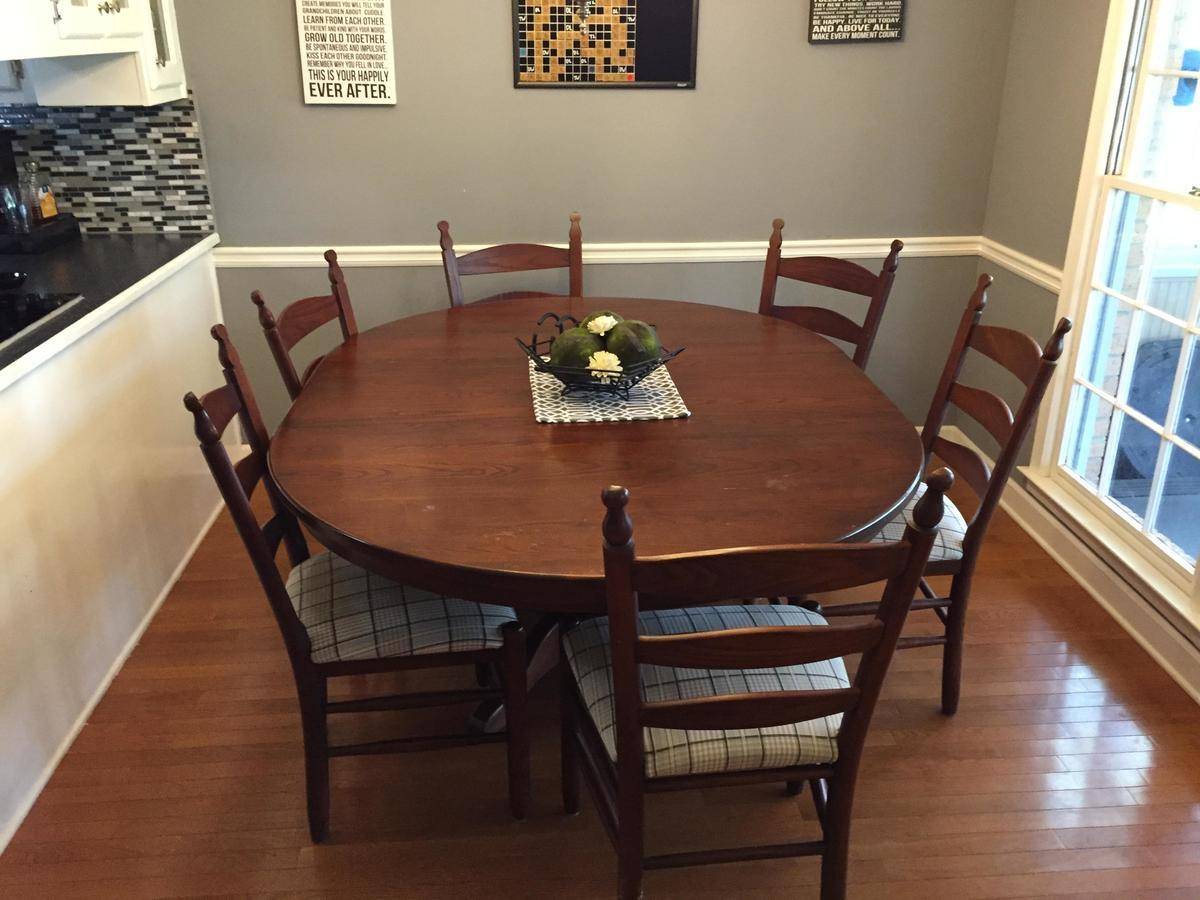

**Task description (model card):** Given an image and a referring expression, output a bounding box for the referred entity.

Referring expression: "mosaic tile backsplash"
[0,97,215,235]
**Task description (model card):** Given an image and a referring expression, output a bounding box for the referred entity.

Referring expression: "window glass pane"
[1129,75,1200,196]
[1096,191,1200,315]
[1078,291,1134,394]
[1152,445,1200,563]
[1108,415,1159,521]
[1127,312,1185,425]
[1146,0,1200,72]
[1175,338,1200,448]
[1131,0,1200,196]
[1066,388,1118,489]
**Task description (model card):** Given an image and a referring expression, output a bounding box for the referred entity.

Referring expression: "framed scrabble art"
[513,1,699,89]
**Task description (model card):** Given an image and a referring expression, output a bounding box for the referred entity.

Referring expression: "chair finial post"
[211,323,240,372]
[183,392,220,445]
[437,220,454,252]
[769,218,785,249]
[913,467,954,532]
[1044,317,1074,362]
[251,290,277,329]
[601,485,633,547]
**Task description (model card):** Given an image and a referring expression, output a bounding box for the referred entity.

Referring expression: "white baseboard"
[940,426,1200,704]
[0,499,226,855]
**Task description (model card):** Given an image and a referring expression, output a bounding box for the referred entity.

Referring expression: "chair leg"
[785,780,803,796]
[819,782,852,900]
[298,675,330,843]
[616,766,645,899]
[617,820,644,900]
[500,622,531,820]
[475,663,494,687]
[560,662,581,815]
[940,572,972,716]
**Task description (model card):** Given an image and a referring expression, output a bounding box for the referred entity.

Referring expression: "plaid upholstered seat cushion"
[285,553,517,664]
[870,480,969,561]
[564,606,850,779]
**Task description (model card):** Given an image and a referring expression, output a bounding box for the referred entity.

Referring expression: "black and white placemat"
[528,361,691,424]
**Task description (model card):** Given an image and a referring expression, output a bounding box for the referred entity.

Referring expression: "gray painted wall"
[982,0,1109,265]
[956,0,1109,470]
[177,0,1014,245]
[180,0,1108,441]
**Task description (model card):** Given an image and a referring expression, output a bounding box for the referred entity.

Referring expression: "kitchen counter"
[0,231,220,386]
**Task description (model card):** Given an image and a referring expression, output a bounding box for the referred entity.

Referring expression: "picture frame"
[512,1,700,89]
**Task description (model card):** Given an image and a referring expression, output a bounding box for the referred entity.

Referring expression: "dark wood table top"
[269,297,924,612]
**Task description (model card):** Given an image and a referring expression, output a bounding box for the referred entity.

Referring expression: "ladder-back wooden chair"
[183,324,530,841]
[438,213,583,308]
[759,218,903,370]
[251,249,358,400]
[823,274,1073,715]
[561,472,951,899]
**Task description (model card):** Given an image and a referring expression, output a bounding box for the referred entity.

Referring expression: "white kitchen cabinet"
[0,0,184,106]
[54,0,143,40]
[14,0,187,106]
[0,1,141,61]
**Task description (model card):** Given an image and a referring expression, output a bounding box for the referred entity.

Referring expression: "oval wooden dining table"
[269,296,926,617]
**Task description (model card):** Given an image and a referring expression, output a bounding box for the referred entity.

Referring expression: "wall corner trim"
[978,238,1065,294]
[212,235,1065,295]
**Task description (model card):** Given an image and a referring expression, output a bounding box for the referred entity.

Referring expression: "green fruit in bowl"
[549,327,605,369]
[579,310,625,332]
[606,320,661,366]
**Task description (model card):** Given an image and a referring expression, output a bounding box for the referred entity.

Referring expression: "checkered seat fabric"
[285,552,517,664]
[870,480,969,562]
[564,606,851,779]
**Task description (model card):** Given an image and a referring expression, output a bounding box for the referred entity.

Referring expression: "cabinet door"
[104,0,145,38]
[53,0,143,40]
[143,0,184,91]
[53,0,110,39]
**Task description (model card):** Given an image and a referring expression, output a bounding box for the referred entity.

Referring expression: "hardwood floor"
[4,498,1200,898]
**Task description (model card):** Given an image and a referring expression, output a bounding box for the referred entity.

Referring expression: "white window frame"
[1025,0,1200,625]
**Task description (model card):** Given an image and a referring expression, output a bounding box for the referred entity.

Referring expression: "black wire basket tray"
[516,312,686,400]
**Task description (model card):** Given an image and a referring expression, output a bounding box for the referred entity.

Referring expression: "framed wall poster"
[295,0,398,105]
[513,1,699,89]
[809,0,905,45]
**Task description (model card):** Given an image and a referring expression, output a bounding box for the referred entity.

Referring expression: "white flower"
[586,315,619,337]
[588,350,623,381]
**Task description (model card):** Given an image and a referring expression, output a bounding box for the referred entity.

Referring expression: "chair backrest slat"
[454,243,571,276]
[776,256,881,297]
[252,250,357,401]
[948,382,1014,447]
[930,435,992,498]
[598,472,951,786]
[640,688,862,732]
[921,274,1072,553]
[764,305,864,347]
[969,324,1045,387]
[637,621,885,670]
[439,214,584,307]
[759,218,903,370]
[273,293,345,351]
[631,543,912,605]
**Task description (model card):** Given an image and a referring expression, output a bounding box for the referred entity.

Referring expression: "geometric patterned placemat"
[528,360,692,424]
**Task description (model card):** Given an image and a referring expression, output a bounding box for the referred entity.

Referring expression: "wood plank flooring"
[4,499,1200,898]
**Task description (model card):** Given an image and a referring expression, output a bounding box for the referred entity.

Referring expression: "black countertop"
[0,233,214,372]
